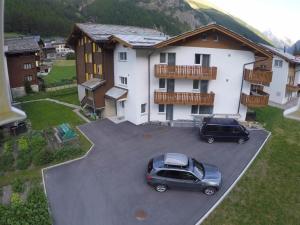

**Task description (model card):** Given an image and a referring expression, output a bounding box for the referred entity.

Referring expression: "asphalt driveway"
[44,120,269,225]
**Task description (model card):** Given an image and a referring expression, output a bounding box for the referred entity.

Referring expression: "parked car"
[146,153,222,195]
[199,117,249,144]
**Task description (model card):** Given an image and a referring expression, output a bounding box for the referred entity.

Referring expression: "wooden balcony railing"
[244,69,273,85]
[155,65,217,80]
[286,84,300,92]
[241,90,269,107]
[154,91,215,105]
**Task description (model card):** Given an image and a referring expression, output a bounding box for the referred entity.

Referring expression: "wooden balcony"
[154,91,215,105]
[244,69,273,85]
[286,84,300,92]
[241,90,269,107]
[154,65,217,80]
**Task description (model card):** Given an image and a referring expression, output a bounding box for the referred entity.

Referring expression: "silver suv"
[146,153,222,195]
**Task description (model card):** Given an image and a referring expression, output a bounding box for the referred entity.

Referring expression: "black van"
[199,117,249,144]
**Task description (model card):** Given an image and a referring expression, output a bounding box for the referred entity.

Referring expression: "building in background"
[4,36,41,97]
[67,23,273,125]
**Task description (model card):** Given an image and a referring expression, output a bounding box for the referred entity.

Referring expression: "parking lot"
[44,119,269,225]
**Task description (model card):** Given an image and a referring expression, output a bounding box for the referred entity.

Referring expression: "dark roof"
[203,117,239,126]
[260,44,300,64]
[68,23,168,48]
[5,36,40,54]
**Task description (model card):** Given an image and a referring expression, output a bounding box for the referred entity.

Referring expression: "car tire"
[207,137,214,144]
[155,184,168,193]
[238,138,246,144]
[203,187,217,196]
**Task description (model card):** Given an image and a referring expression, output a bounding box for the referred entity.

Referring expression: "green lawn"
[203,106,300,225]
[44,60,76,86]
[21,101,84,130]
[15,87,80,105]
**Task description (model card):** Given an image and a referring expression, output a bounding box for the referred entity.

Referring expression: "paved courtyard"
[44,120,269,225]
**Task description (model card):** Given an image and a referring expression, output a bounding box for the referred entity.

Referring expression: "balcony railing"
[154,91,215,105]
[286,84,300,92]
[155,65,217,80]
[244,69,273,85]
[241,90,269,107]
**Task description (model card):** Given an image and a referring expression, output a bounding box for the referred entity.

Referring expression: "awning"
[105,87,128,100]
[81,78,105,91]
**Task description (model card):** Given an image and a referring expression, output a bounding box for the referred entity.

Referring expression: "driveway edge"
[41,125,95,209]
[195,130,272,225]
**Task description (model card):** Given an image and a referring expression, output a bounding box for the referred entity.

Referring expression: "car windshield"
[192,159,204,179]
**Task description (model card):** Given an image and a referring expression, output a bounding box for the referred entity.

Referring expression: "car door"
[156,170,181,188]
[177,171,202,190]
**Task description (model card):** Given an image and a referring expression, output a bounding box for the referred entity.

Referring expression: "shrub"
[30,132,47,154]
[53,147,84,162]
[18,136,30,153]
[3,139,13,154]
[0,153,14,171]
[16,153,32,170]
[12,178,25,193]
[66,52,75,60]
[0,187,3,197]
[33,150,54,166]
[10,193,22,206]
[24,80,33,94]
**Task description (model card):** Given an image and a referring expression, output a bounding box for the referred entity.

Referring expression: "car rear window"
[147,159,153,173]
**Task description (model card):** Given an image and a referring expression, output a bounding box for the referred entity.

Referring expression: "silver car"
[146,153,222,195]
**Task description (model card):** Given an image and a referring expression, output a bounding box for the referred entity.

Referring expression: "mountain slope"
[4,0,270,45]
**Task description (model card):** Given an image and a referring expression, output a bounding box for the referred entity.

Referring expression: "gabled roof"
[260,44,300,64]
[5,36,40,54]
[68,23,168,48]
[154,23,272,58]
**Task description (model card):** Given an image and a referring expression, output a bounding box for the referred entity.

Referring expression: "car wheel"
[207,137,214,144]
[155,184,167,193]
[203,187,217,196]
[238,138,245,144]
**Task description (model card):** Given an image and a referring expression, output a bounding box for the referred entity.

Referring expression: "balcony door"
[166,53,175,121]
[202,54,210,67]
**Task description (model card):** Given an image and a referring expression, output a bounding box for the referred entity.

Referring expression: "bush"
[24,80,33,94]
[18,136,30,153]
[33,150,54,166]
[3,139,13,154]
[30,132,47,154]
[0,187,3,197]
[66,52,75,60]
[12,178,25,193]
[53,147,84,162]
[0,153,14,172]
[10,193,22,206]
[16,153,32,170]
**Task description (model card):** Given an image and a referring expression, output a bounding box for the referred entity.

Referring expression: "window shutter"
[93,64,96,74]
[93,43,96,53]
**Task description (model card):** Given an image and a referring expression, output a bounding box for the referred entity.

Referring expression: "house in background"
[4,36,41,97]
[257,44,300,107]
[67,23,273,125]
[51,38,74,58]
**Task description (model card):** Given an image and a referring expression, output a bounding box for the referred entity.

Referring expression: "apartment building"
[4,37,41,97]
[67,23,272,125]
[256,44,300,106]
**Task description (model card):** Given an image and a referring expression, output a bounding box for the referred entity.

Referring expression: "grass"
[203,106,300,225]
[21,101,84,130]
[44,60,76,86]
[15,87,80,105]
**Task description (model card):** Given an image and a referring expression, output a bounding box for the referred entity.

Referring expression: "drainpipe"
[237,58,269,114]
[147,50,155,123]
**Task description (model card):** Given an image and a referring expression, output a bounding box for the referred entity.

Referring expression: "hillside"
[4,0,269,44]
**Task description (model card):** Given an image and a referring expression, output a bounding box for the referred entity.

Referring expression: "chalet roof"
[81,78,105,90]
[154,23,273,58]
[5,36,40,54]
[70,23,168,48]
[260,44,300,64]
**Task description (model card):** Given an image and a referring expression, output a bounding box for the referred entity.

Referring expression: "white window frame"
[119,52,128,62]
[158,104,165,113]
[159,78,166,89]
[141,103,147,114]
[274,59,283,68]
[160,53,167,64]
[24,63,32,70]
[119,76,128,86]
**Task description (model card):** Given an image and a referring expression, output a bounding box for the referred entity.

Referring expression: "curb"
[195,130,272,225]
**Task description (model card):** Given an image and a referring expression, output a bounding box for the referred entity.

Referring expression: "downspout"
[237,58,269,114]
[147,50,155,123]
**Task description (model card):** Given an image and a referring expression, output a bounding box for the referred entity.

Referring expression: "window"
[191,105,213,114]
[159,78,166,89]
[193,80,199,90]
[24,75,33,82]
[201,34,208,40]
[178,171,198,181]
[120,76,127,85]
[193,80,208,93]
[119,52,127,61]
[157,170,180,179]
[213,34,219,42]
[92,43,102,53]
[274,59,283,68]
[141,103,146,114]
[158,104,165,113]
[195,54,201,65]
[160,53,166,63]
[24,63,32,70]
